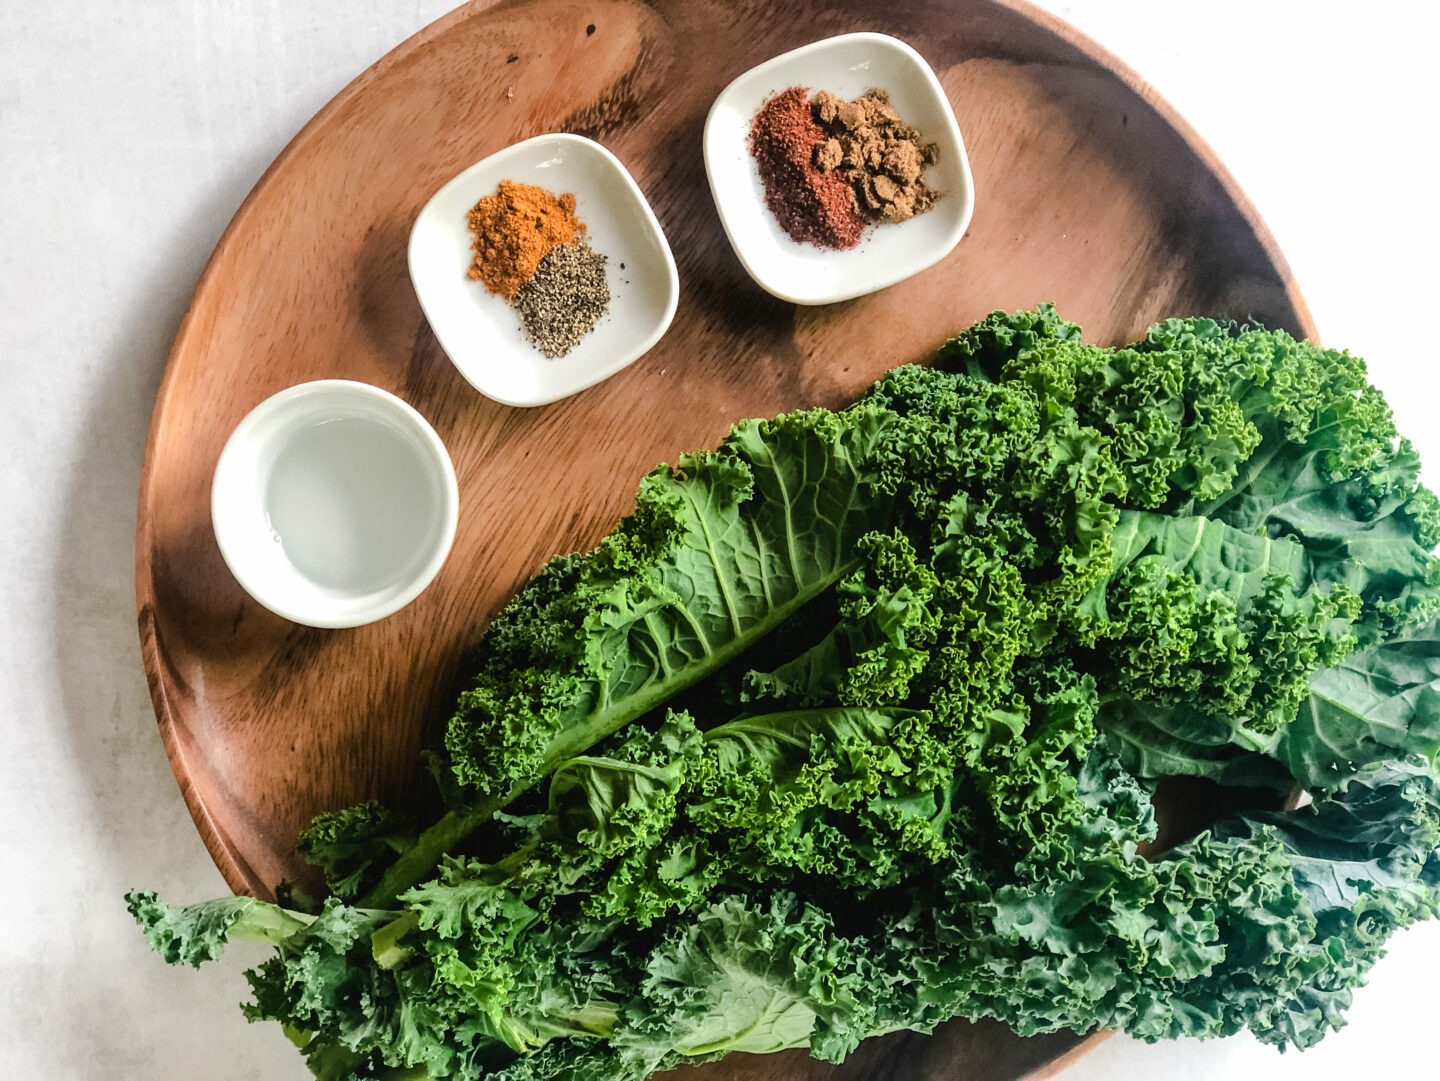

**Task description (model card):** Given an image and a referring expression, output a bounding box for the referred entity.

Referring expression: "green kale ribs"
[128,308,1440,1081]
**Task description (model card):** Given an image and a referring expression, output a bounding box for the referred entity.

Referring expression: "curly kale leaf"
[1278,618,1440,788]
[530,707,958,926]
[1088,509,1362,768]
[444,406,900,801]
[1097,696,1294,791]
[300,801,418,902]
[938,301,1082,377]
[124,891,315,967]
[618,893,864,1061]
[1210,759,1440,1047]
[743,530,941,709]
[1145,318,1440,642]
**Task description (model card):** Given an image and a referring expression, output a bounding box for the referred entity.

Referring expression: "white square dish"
[703,32,974,305]
[409,133,679,407]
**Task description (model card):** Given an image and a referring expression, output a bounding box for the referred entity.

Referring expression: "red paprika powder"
[748,86,864,251]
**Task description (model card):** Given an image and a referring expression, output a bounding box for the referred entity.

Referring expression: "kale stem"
[356,798,508,909]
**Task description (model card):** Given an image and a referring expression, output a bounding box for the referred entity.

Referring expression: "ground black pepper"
[513,241,610,358]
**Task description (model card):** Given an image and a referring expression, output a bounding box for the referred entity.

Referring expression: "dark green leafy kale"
[444,408,900,799]
[299,801,418,902]
[125,892,316,966]
[350,409,906,912]
[128,307,1440,1081]
[1279,617,1440,787]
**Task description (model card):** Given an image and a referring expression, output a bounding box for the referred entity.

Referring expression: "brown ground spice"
[466,180,585,299]
[812,88,940,224]
[749,87,865,250]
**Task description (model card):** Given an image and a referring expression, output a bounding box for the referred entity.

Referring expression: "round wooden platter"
[136,1,1316,1078]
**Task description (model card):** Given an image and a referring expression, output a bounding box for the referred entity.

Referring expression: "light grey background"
[1,1,1434,1077]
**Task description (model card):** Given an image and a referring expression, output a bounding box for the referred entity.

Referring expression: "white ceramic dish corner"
[408,133,679,407]
[211,380,459,629]
[703,32,974,305]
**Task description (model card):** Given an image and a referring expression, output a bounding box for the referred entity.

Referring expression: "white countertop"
[1,1,1434,1077]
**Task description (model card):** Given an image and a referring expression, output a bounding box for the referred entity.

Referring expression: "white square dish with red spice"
[703,32,974,305]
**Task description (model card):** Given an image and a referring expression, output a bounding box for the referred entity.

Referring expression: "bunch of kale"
[130,308,1440,1081]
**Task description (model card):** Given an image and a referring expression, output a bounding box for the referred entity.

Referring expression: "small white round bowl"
[211,380,459,629]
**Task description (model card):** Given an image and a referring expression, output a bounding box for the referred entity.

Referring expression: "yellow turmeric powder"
[466,180,585,299]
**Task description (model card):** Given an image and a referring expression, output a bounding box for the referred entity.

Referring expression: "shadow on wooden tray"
[665,1021,1096,1081]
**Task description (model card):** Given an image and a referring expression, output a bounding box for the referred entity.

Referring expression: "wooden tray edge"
[134,0,507,901]
[1020,1031,1114,1081]
[998,0,1319,344]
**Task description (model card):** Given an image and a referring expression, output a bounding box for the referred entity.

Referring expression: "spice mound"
[514,242,610,359]
[749,86,941,250]
[813,89,939,224]
[749,86,864,250]
[465,180,611,358]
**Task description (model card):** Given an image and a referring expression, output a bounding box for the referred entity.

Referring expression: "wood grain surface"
[134,1,1317,1078]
